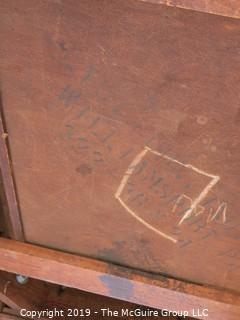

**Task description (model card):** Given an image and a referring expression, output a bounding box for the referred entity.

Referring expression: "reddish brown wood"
[0,315,22,320]
[0,110,23,241]
[45,283,185,320]
[0,238,239,320]
[140,0,240,19]
[1,0,240,294]
[0,272,189,320]
[1,308,26,320]
[0,171,15,239]
[0,271,49,311]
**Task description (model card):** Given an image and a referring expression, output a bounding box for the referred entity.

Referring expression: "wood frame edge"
[0,237,239,320]
[0,100,24,241]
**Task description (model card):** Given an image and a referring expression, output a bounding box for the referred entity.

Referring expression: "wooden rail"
[0,238,239,320]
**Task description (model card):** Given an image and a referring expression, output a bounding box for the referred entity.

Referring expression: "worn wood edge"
[139,0,240,19]
[0,100,24,241]
[0,238,239,320]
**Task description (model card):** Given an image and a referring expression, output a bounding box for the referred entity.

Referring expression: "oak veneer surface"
[0,0,240,292]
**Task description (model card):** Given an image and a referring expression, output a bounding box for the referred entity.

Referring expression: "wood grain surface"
[0,0,240,293]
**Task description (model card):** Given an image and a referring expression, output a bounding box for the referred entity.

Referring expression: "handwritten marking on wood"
[172,194,205,218]
[173,194,227,224]
[208,202,227,223]
[115,148,177,243]
[146,146,221,226]
[62,105,229,248]
[115,146,223,244]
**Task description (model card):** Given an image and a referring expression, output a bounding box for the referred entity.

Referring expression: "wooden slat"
[45,287,183,320]
[0,314,22,320]
[1,308,29,320]
[0,105,23,241]
[0,274,187,320]
[0,238,239,320]
[1,309,24,319]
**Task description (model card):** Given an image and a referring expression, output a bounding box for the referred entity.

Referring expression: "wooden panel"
[0,0,240,293]
[0,238,239,320]
[140,0,240,19]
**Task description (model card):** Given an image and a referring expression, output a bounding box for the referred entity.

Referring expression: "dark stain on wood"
[76,164,92,176]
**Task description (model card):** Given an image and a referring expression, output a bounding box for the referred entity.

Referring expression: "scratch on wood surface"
[178,175,220,226]
[115,148,148,199]
[172,194,205,217]
[115,146,222,243]
[115,146,177,243]
[208,202,227,223]
[145,146,220,225]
